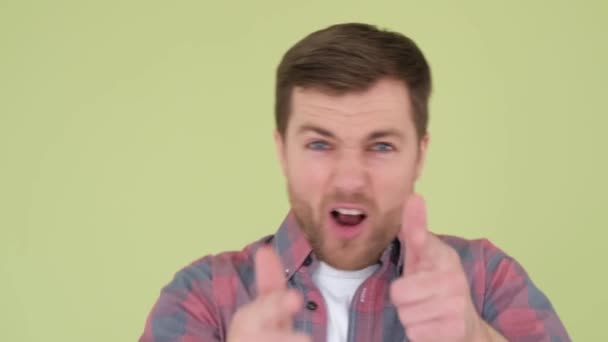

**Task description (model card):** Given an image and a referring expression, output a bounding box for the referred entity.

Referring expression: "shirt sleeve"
[481,241,571,342]
[139,257,222,342]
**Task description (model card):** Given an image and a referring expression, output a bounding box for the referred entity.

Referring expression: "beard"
[287,182,403,270]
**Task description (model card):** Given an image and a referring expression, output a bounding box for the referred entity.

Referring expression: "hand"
[389,194,491,342]
[227,246,311,342]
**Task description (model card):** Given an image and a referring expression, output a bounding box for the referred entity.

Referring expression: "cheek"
[286,149,332,201]
[370,160,417,209]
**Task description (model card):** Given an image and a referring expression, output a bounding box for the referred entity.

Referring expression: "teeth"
[335,208,363,216]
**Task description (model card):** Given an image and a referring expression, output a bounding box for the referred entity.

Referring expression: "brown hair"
[275,23,432,140]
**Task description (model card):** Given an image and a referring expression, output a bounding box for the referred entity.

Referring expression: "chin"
[320,244,375,269]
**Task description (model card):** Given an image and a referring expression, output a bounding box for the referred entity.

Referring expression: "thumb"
[400,193,429,274]
[255,246,286,297]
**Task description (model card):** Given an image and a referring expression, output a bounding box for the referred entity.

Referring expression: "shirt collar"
[272,210,406,279]
[271,211,314,280]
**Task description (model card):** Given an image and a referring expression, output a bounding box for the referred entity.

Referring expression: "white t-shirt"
[311,262,380,342]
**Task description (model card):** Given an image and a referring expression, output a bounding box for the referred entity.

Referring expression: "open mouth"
[330,208,367,227]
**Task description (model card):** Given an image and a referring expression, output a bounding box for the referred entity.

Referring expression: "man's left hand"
[389,194,502,342]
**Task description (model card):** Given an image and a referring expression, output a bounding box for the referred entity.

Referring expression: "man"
[140,23,570,342]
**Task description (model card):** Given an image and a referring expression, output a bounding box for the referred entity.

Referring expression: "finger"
[390,271,459,306]
[405,317,464,342]
[236,289,303,332]
[424,233,461,271]
[400,194,429,273]
[397,295,464,326]
[401,195,457,272]
[255,246,286,297]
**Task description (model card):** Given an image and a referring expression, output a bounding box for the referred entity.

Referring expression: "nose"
[330,149,368,194]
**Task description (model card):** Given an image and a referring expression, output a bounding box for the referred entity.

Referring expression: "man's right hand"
[227,246,311,342]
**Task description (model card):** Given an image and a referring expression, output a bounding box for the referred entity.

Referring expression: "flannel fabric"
[140,212,570,342]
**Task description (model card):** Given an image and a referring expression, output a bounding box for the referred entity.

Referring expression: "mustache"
[322,191,375,209]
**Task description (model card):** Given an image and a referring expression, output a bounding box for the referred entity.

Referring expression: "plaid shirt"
[140,212,570,342]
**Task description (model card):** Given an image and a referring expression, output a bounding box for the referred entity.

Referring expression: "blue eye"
[307,141,331,151]
[370,142,395,152]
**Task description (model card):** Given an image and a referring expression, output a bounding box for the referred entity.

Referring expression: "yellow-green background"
[1,1,606,341]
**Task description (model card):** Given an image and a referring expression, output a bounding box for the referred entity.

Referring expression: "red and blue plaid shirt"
[140,212,570,341]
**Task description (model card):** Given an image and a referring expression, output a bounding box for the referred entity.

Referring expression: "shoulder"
[435,234,526,307]
[146,235,273,338]
[141,235,273,341]
[436,234,509,269]
[169,235,272,295]
[436,234,530,285]
[436,234,531,284]
[433,237,570,339]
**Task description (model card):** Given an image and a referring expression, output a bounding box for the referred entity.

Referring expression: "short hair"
[275,23,432,139]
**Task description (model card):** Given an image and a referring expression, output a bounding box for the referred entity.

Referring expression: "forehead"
[289,78,414,135]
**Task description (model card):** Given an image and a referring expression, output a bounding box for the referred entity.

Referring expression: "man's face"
[275,78,428,270]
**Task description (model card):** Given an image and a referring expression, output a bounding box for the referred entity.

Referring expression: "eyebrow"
[297,124,404,141]
[367,129,404,141]
[297,124,336,139]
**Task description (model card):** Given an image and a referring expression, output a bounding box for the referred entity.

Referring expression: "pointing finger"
[255,246,286,297]
[400,194,429,273]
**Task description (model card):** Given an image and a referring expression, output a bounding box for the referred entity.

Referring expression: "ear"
[274,130,287,177]
[414,133,430,181]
